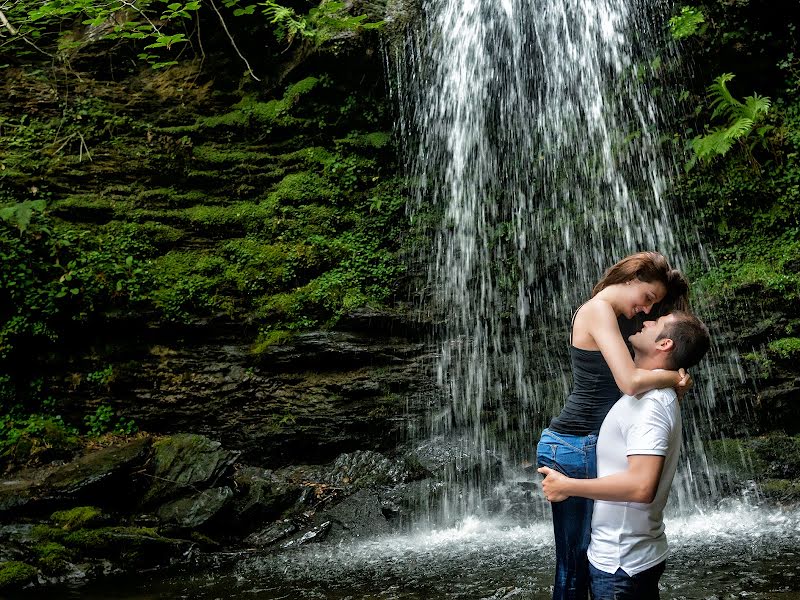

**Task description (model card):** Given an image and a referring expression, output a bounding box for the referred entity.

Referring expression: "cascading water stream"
[390,0,746,526]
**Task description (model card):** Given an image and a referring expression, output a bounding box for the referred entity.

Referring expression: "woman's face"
[623,278,667,319]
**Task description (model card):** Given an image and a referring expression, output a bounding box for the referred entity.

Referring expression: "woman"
[537,251,691,600]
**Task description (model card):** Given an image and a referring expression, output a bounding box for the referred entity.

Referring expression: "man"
[538,311,710,600]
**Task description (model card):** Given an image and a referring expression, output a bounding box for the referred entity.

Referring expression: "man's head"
[629,310,710,370]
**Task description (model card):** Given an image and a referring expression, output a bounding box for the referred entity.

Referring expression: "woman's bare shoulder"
[576,297,616,321]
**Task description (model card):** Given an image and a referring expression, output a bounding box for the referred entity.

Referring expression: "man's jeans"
[589,561,666,600]
[537,428,598,600]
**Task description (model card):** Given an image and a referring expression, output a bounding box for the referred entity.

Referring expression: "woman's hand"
[675,368,693,402]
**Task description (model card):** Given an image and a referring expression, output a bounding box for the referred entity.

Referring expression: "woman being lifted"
[537,251,692,600]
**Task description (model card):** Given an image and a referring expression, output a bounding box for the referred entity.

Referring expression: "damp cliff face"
[1,0,799,479]
[0,2,439,467]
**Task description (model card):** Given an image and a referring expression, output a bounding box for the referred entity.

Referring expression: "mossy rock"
[50,506,106,530]
[31,542,76,574]
[0,561,38,590]
[760,479,800,503]
[268,171,339,205]
[143,434,239,505]
[61,526,168,555]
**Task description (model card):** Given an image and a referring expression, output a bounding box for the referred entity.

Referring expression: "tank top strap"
[569,302,588,346]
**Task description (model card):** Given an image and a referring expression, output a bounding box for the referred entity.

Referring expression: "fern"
[690,73,772,164]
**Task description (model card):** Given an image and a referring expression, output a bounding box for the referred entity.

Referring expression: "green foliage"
[767,337,800,360]
[669,6,705,40]
[0,413,80,465]
[0,205,145,387]
[83,404,137,436]
[86,365,114,388]
[259,0,383,46]
[5,0,381,72]
[691,73,772,164]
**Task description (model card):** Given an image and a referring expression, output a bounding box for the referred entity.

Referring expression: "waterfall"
[390,0,745,526]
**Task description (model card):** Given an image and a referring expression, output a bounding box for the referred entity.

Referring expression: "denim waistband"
[540,427,597,453]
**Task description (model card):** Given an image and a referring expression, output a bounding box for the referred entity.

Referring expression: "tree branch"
[208,0,261,81]
[0,9,18,35]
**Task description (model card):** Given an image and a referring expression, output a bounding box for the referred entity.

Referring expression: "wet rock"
[321,489,393,542]
[0,437,152,518]
[0,560,39,592]
[156,486,234,529]
[281,521,331,548]
[230,467,301,529]
[244,519,299,547]
[412,436,503,479]
[143,434,239,505]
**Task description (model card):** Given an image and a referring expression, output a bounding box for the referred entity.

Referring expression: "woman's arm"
[577,301,682,396]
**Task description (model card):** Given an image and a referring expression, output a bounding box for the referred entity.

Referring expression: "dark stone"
[281,520,331,548]
[143,434,239,505]
[156,486,234,529]
[0,437,152,518]
[320,489,393,542]
[52,322,436,467]
[230,466,301,530]
[243,519,299,547]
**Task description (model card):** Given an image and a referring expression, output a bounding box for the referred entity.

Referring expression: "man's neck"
[633,353,665,371]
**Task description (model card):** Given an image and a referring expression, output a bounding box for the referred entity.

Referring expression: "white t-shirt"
[587,387,682,576]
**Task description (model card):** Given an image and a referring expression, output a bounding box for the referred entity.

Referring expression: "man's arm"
[538,454,665,504]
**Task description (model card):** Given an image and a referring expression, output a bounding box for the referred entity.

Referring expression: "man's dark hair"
[657,311,711,370]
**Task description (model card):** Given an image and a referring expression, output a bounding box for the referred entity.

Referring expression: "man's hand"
[537,466,573,502]
[675,368,693,402]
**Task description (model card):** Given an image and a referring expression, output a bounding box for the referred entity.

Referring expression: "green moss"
[251,329,294,353]
[51,506,105,530]
[275,146,336,168]
[192,145,275,167]
[337,131,392,149]
[760,479,800,502]
[104,220,185,250]
[268,171,339,205]
[62,526,163,554]
[767,337,800,359]
[0,561,38,590]
[197,77,320,132]
[52,195,129,220]
[182,202,272,232]
[32,542,75,574]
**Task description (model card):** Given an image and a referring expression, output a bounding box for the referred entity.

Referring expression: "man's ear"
[656,337,674,353]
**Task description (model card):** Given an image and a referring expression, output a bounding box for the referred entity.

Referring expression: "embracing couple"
[536,251,711,600]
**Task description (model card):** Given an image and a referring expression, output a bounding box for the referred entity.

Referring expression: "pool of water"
[29,502,800,600]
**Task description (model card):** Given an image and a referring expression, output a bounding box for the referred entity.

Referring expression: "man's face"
[628,313,677,357]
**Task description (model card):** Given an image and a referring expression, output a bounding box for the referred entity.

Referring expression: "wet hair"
[656,311,711,370]
[592,251,690,315]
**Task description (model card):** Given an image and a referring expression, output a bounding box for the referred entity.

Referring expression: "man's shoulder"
[640,387,678,406]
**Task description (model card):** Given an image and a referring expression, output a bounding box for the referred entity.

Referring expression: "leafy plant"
[669,6,705,40]
[690,73,772,165]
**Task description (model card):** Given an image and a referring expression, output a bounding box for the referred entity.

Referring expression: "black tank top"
[548,307,622,436]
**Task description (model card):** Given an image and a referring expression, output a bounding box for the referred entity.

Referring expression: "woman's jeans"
[537,428,598,600]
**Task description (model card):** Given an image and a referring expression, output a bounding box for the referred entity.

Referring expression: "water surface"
[37,503,800,600]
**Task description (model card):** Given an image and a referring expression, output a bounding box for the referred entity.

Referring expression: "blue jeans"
[589,561,666,600]
[537,428,598,600]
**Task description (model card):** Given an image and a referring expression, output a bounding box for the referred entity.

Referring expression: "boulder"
[143,434,239,505]
[0,437,152,518]
[156,486,234,529]
[230,467,301,529]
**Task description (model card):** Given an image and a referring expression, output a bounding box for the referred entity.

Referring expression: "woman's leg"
[537,429,598,600]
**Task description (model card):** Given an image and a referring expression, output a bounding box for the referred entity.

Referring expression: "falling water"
[390,0,745,525]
